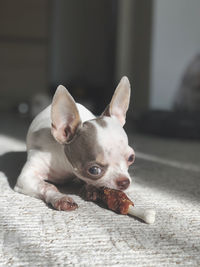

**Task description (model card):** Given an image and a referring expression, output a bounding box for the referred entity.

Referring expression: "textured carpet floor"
[0,114,200,266]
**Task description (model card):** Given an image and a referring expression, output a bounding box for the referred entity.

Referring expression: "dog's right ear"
[51,85,81,144]
[102,76,131,126]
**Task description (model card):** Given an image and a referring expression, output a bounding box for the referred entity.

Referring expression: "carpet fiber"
[0,117,200,266]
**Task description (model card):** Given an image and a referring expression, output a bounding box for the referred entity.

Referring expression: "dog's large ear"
[102,76,131,126]
[51,85,81,144]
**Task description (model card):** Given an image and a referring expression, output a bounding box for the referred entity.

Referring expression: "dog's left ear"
[51,85,81,144]
[102,76,131,126]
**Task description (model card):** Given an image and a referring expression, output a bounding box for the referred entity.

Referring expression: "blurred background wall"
[50,0,118,113]
[150,0,200,110]
[0,0,49,111]
[0,0,200,126]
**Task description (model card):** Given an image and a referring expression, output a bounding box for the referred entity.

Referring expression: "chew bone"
[81,185,156,224]
[128,206,156,224]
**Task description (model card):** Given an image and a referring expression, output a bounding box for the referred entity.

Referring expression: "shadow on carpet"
[0,151,27,188]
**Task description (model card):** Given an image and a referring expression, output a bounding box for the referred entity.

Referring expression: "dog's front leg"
[14,162,78,211]
[40,182,78,211]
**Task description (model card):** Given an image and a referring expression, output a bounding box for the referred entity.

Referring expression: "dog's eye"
[88,166,102,176]
[128,154,135,163]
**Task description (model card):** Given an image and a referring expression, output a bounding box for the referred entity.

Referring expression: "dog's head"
[51,77,134,191]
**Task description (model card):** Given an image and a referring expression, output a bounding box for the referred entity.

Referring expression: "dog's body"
[14,77,135,211]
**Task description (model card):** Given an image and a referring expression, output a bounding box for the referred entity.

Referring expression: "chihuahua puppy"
[14,76,135,211]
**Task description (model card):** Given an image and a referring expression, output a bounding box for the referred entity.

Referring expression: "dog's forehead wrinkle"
[89,118,129,168]
[95,117,108,128]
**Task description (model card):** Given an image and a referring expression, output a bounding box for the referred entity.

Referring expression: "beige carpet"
[0,117,200,266]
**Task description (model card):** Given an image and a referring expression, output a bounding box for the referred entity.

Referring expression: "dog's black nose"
[116,178,130,190]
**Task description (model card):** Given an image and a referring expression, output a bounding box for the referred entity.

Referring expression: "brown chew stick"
[100,187,134,215]
[81,185,156,224]
[82,185,134,214]
[81,185,133,214]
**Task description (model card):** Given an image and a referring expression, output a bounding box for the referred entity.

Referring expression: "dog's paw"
[53,196,78,211]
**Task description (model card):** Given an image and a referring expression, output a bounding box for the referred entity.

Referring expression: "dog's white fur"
[14,76,134,211]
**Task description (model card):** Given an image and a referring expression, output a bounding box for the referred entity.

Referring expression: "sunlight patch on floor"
[136,151,200,173]
[0,134,26,154]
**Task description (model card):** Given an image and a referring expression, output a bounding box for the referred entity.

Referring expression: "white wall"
[150,0,200,110]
